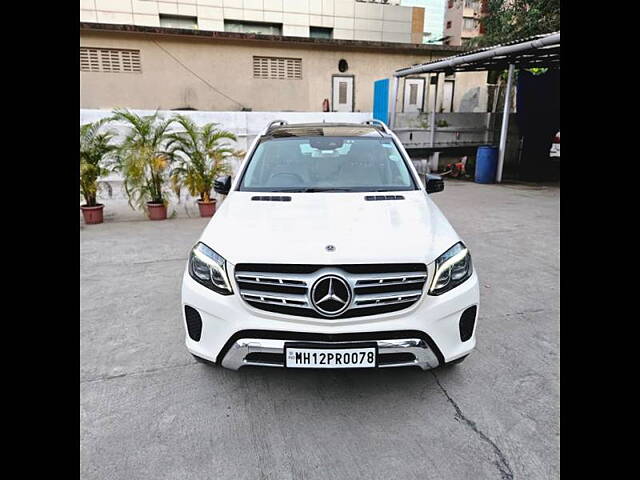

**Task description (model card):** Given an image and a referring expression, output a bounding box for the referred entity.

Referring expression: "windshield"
[238,137,417,192]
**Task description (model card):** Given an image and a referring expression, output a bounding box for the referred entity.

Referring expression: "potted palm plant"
[111,109,176,220]
[167,115,240,217]
[80,119,116,224]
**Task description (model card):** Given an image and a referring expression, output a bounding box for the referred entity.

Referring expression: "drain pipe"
[390,76,399,128]
[496,63,515,183]
[429,72,441,172]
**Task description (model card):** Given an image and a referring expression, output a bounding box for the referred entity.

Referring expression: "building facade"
[399,0,445,44]
[80,1,488,114]
[443,0,483,46]
[80,0,425,44]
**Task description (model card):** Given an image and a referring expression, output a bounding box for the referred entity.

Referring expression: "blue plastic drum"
[475,146,498,184]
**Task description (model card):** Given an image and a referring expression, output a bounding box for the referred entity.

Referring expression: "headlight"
[429,242,473,296]
[188,242,233,295]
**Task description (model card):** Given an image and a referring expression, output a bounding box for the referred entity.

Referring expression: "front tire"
[447,354,469,366]
[191,353,217,367]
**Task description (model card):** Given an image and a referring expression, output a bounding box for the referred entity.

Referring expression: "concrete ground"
[80,180,559,480]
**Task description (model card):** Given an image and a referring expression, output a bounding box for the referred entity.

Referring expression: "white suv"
[181,120,479,370]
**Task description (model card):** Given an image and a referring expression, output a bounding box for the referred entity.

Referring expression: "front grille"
[234,263,427,319]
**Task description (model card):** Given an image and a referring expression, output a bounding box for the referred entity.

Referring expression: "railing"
[391,112,511,149]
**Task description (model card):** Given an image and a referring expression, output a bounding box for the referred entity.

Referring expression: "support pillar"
[496,63,515,183]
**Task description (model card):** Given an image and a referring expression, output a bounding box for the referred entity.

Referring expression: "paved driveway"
[80,181,559,480]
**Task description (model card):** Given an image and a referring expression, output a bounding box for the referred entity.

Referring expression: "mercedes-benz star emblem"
[310,275,351,317]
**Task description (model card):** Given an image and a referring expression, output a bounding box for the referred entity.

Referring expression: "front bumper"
[221,335,439,370]
[182,266,479,370]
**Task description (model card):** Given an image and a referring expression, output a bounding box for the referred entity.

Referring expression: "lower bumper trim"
[220,337,440,370]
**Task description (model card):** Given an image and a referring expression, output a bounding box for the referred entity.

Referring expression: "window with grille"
[409,84,418,105]
[80,47,141,73]
[338,81,347,104]
[253,56,302,80]
[463,18,479,31]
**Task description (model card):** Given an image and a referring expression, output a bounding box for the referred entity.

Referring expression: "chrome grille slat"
[354,290,423,301]
[354,275,427,288]
[353,272,427,282]
[241,291,309,307]
[352,291,423,308]
[236,272,308,286]
[234,264,427,318]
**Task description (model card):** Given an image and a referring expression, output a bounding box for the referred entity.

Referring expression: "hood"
[198,190,460,266]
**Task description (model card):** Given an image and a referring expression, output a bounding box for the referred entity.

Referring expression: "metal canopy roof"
[394,31,560,77]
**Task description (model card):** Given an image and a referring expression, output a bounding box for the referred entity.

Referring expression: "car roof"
[263,123,387,138]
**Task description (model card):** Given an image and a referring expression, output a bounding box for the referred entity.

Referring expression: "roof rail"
[264,119,289,133]
[363,119,392,134]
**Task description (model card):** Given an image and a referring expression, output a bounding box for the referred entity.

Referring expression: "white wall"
[453,71,488,112]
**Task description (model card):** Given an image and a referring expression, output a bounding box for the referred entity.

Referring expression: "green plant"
[468,0,560,49]
[110,109,176,210]
[80,119,116,206]
[527,67,548,75]
[166,115,242,203]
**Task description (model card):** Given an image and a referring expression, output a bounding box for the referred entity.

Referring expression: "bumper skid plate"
[220,337,440,370]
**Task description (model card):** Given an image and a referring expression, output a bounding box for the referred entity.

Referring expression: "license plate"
[284,343,377,369]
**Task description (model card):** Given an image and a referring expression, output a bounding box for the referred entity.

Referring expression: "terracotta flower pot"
[197,200,216,217]
[147,202,167,221]
[81,204,104,225]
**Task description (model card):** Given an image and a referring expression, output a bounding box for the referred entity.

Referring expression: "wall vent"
[80,47,141,73]
[253,56,302,80]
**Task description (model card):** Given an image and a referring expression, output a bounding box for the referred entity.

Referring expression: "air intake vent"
[253,56,302,79]
[364,195,405,201]
[184,306,202,341]
[459,306,477,342]
[251,196,292,202]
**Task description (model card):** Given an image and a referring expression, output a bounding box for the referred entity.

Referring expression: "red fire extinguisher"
[322,98,330,112]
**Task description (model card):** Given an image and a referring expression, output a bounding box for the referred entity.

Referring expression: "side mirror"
[425,174,444,194]
[214,175,232,195]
